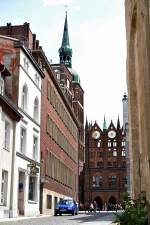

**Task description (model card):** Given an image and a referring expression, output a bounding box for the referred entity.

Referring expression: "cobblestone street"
[0,212,115,225]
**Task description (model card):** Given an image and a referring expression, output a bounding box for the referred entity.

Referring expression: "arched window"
[108,140,111,147]
[21,84,28,111]
[113,140,117,147]
[33,97,39,122]
[97,140,101,147]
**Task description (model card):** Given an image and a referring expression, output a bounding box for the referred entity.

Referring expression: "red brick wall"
[40,68,78,200]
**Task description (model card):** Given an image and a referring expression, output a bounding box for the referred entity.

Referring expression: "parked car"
[54,198,78,216]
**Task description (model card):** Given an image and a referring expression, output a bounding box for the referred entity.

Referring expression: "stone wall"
[125,0,150,220]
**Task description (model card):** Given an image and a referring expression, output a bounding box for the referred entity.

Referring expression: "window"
[113,162,117,167]
[122,140,126,147]
[33,136,38,160]
[107,161,112,167]
[20,127,26,154]
[122,161,126,168]
[109,175,117,188]
[28,176,37,201]
[108,140,111,147]
[122,149,126,156]
[35,73,40,87]
[97,140,101,147]
[56,73,60,80]
[4,120,10,150]
[90,151,94,158]
[97,151,102,157]
[47,195,52,209]
[0,74,4,95]
[0,170,8,206]
[113,149,117,157]
[24,58,29,72]
[108,148,113,157]
[21,85,28,111]
[66,79,69,88]
[33,97,39,122]
[94,176,103,187]
[113,140,117,147]
[97,161,103,167]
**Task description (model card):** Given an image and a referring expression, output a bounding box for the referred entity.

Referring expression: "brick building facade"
[83,119,126,210]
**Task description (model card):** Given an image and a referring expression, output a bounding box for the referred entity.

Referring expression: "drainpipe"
[9,121,16,218]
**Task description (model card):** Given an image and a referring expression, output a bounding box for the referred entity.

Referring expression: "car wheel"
[75,210,78,215]
[72,210,75,216]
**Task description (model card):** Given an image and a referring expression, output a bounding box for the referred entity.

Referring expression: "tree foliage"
[114,192,148,225]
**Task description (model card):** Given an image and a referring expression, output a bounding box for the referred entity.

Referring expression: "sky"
[0,0,127,128]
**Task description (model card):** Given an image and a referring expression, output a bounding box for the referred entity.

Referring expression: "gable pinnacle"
[117,115,120,129]
[103,115,107,130]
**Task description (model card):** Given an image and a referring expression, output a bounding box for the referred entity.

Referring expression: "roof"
[0,94,22,121]
[68,68,81,84]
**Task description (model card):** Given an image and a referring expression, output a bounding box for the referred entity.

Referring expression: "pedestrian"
[93,201,97,213]
[84,202,90,213]
[90,202,94,212]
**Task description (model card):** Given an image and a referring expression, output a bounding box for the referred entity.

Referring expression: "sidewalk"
[0,214,51,222]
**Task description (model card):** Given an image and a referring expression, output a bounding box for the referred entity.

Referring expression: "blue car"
[54,199,78,216]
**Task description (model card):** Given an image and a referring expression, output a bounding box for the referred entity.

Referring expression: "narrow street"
[0,212,116,225]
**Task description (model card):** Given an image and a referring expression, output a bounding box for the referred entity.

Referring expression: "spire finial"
[64,4,68,14]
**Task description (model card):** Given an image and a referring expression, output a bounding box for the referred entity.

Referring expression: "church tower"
[59,11,72,68]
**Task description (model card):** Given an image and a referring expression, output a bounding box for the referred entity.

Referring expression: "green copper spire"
[59,11,72,68]
[103,115,107,130]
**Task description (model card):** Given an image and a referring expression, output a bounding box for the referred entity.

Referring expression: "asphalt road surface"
[0,211,116,225]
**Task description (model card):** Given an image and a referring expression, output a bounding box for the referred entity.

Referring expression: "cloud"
[43,0,75,6]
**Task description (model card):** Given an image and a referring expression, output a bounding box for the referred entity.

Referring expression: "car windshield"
[59,199,73,205]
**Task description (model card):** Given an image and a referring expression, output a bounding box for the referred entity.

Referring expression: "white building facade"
[11,48,44,217]
[0,65,22,218]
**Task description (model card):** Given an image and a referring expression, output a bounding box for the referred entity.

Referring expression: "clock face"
[92,130,100,139]
[108,130,116,139]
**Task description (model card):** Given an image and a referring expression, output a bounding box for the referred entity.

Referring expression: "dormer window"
[0,74,4,95]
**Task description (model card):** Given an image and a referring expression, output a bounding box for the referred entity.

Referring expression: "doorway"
[94,196,103,210]
[18,171,25,215]
[108,196,117,210]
